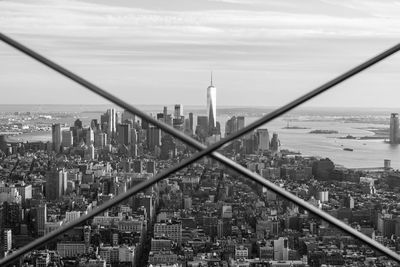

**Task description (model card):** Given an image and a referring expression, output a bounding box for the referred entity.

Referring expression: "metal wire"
[1,32,400,264]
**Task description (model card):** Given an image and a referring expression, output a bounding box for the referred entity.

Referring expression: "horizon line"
[0,104,399,110]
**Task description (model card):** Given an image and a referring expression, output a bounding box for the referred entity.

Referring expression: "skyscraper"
[189,112,194,133]
[257,129,270,151]
[1,229,12,257]
[207,73,217,134]
[225,116,238,137]
[61,130,73,147]
[116,123,131,146]
[45,169,67,201]
[163,106,168,123]
[174,104,183,119]
[51,124,62,153]
[147,126,161,151]
[389,113,399,144]
[237,116,245,131]
[270,133,280,152]
[36,204,47,237]
[122,110,136,124]
[107,108,116,138]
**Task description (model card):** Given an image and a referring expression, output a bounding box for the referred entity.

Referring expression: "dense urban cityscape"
[0,78,399,267]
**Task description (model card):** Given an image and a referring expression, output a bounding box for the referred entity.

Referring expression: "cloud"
[1,0,400,42]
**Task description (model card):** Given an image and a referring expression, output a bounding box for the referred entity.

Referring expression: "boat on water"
[343,148,353,152]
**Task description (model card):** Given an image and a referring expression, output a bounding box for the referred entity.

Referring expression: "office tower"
[122,110,136,124]
[195,116,209,139]
[61,130,73,147]
[156,113,164,121]
[237,116,245,130]
[1,202,21,235]
[74,119,83,129]
[257,129,270,151]
[174,104,183,119]
[131,128,138,145]
[165,114,172,126]
[207,73,217,133]
[36,204,47,237]
[163,106,168,123]
[107,108,116,138]
[100,113,109,132]
[225,116,238,137]
[45,169,67,201]
[51,124,62,153]
[1,229,12,257]
[173,118,184,131]
[90,119,99,131]
[270,133,280,152]
[116,123,131,146]
[184,118,192,135]
[189,113,194,133]
[147,126,161,151]
[94,132,107,148]
[83,127,94,145]
[273,237,289,261]
[390,113,399,144]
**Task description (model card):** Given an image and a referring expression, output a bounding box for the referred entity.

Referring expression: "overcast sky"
[0,0,399,108]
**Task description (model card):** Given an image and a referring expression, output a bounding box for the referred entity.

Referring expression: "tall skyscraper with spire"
[207,72,217,135]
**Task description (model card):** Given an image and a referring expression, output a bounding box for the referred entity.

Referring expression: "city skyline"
[2,1,400,266]
[1,0,400,107]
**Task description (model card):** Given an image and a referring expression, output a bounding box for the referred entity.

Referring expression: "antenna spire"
[211,71,213,86]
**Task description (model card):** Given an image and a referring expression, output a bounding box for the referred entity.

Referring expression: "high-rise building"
[225,116,238,137]
[237,116,245,131]
[173,118,184,132]
[122,110,136,124]
[61,130,73,147]
[273,237,289,261]
[131,129,138,145]
[1,202,21,235]
[107,109,116,138]
[1,229,12,257]
[90,119,99,131]
[35,203,47,237]
[147,126,161,151]
[45,169,67,201]
[195,116,209,140]
[174,104,183,119]
[116,123,131,146]
[207,73,217,133]
[257,129,270,151]
[270,133,280,152]
[74,119,83,129]
[83,127,94,145]
[189,112,194,133]
[163,106,168,123]
[51,124,62,153]
[94,132,107,148]
[390,113,399,144]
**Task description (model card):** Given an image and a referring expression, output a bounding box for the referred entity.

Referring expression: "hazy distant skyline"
[0,0,400,108]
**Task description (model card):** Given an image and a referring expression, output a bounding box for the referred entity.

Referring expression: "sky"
[0,0,399,108]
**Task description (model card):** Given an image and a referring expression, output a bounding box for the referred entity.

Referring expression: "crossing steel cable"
[1,32,400,265]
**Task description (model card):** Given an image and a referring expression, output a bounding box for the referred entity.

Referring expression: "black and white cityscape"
[1,1,400,267]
